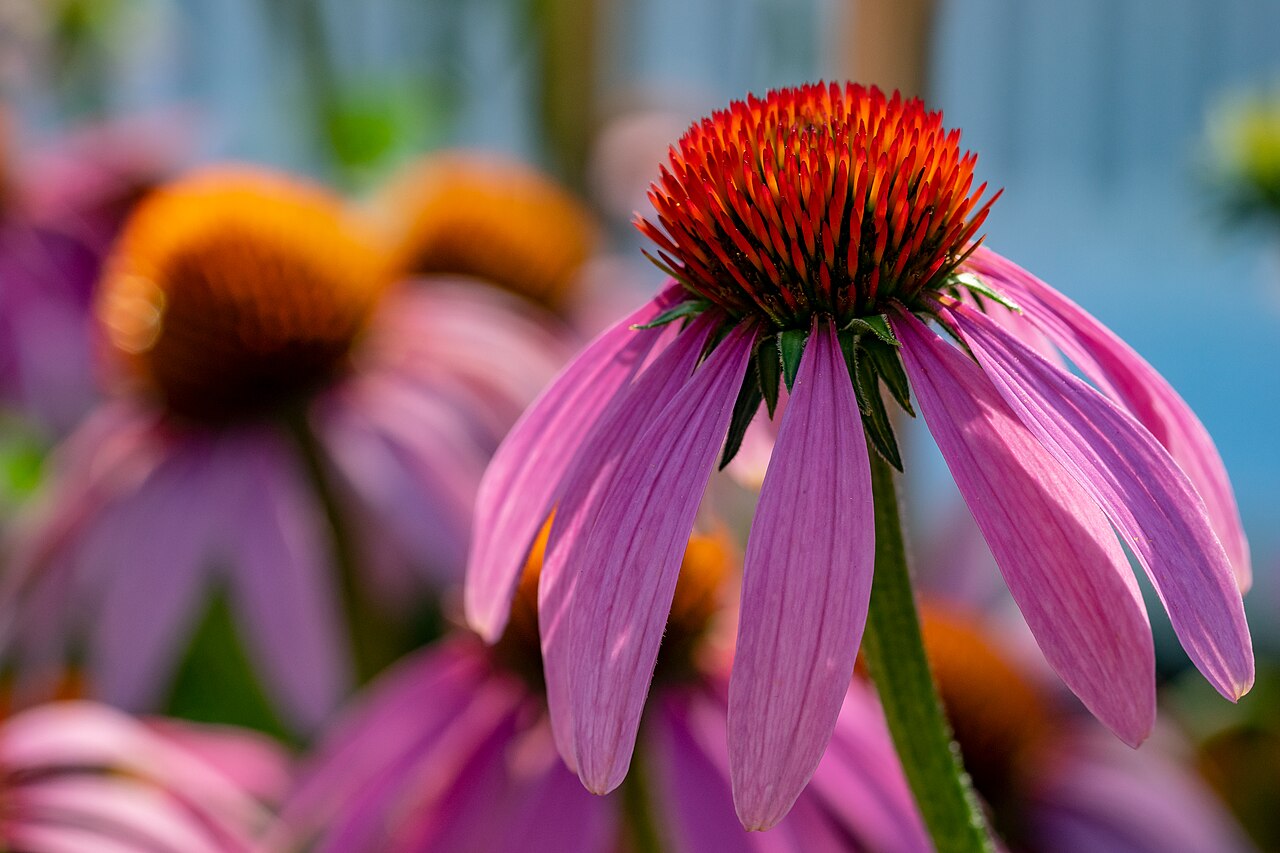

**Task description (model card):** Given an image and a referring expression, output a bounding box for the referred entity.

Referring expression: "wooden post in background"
[836,0,937,100]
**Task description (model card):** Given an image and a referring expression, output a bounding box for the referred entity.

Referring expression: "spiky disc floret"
[636,82,999,329]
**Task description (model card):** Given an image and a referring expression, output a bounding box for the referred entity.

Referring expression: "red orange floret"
[635,82,1000,329]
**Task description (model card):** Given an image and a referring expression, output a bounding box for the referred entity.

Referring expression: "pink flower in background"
[280,532,929,852]
[1,166,570,732]
[914,605,1254,853]
[464,82,1252,828]
[0,112,183,433]
[0,700,286,852]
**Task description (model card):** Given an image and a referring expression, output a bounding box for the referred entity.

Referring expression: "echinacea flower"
[914,604,1253,853]
[280,530,929,852]
[0,112,179,433]
[0,700,285,852]
[1,166,569,731]
[373,151,597,313]
[465,82,1254,828]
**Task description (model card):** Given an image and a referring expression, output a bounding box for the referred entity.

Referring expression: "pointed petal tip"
[734,800,787,833]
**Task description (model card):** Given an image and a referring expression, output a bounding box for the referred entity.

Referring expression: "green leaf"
[779,329,807,390]
[847,314,900,346]
[632,299,709,330]
[865,341,915,416]
[720,363,764,470]
[755,335,782,416]
[853,358,903,471]
[948,272,1022,313]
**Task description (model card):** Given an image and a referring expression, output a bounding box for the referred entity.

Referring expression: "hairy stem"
[862,448,993,852]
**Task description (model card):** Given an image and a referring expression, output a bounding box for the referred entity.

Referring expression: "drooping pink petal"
[948,303,1253,701]
[540,312,718,768]
[966,248,1251,590]
[84,440,224,712]
[318,375,485,580]
[895,310,1156,744]
[223,431,354,732]
[8,776,230,853]
[0,702,273,845]
[729,320,874,830]
[279,641,490,838]
[564,322,756,794]
[464,284,682,642]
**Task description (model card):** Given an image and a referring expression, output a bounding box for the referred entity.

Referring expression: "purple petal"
[563,322,756,794]
[222,432,354,732]
[894,310,1156,744]
[729,320,874,830]
[948,303,1253,701]
[1029,726,1255,853]
[85,442,223,712]
[465,285,681,642]
[648,690,758,852]
[966,248,1251,590]
[808,681,932,853]
[539,312,719,768]
[280,641,490,837]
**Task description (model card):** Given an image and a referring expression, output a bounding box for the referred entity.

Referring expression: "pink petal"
[10,775,233,853]
[966,248,1251,590]
[280,641,490,840]
[539,312,718,767]
[465,285,681,642]
[895,310,1156,744]
[223,433,354,732]
[809,681,932,853]
[564,322,756,794]
[85,441,223,712]
[729,320,875,830]
[948,303,1253,701]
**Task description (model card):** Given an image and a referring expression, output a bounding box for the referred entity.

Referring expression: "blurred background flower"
[279,529,931,852]
[1,165,570,734]
[0,700,286,852]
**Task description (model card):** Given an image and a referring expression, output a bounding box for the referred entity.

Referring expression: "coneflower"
[374,151,598,312]
[464,82,1252,838]
[2,166,570,731]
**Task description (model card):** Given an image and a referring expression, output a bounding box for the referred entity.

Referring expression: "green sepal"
[719,359,764,470]
[846,314,899,347]
[631,298,711,330]
[863,340,915,416]
[755,335,782,417]
[779,329,807,390]
[853,357,904,471]
[947,272,1023,313]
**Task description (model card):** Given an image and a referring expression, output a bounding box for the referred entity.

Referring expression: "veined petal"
[895,311,1155,744]
[729,320,874,830]
[966,248,1251,590]
[949,303,1253,701]
[465,285,681,642]
[540,313,719,767]
[565,322,756,794]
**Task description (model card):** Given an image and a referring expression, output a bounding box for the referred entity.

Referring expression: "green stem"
[619,733,665,853]
[862,448,993,853]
